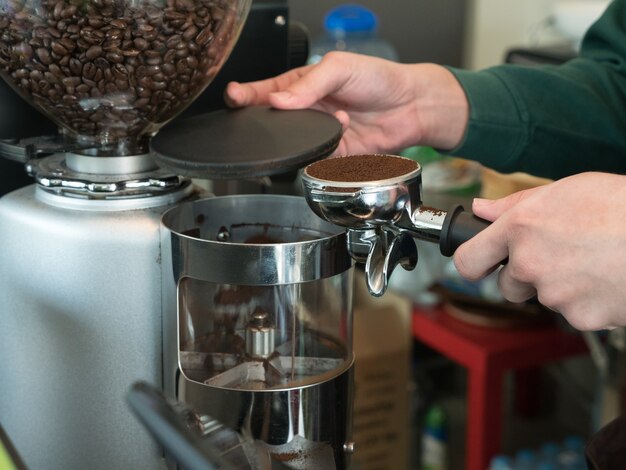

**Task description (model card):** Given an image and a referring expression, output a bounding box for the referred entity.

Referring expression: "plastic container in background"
[557,436,587,470]
[536,442,561,470]
[420,404,448,470]
[308,4,399,64]
[488,455,515,470]
[514,449,538,470]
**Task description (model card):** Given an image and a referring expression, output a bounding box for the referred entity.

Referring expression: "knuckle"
[322,50,344,65]
[536,289,564,312]
[506,258,536,284]
[557,302,607,331]
[453,249,481,282]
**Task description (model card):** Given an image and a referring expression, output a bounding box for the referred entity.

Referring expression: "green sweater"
[448,0,626,179]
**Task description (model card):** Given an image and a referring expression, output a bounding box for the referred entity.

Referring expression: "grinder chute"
[161,195,355,469]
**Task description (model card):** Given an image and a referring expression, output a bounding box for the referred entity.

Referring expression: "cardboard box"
[351,271,413,470]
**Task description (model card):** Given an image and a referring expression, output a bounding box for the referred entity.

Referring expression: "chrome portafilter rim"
[301,156,422,229]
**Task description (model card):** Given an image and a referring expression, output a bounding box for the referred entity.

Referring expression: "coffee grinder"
[0,0,350,468]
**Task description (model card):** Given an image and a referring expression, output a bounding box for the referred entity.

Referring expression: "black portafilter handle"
[439,204,491,257]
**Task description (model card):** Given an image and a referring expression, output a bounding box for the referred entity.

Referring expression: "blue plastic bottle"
[488,454,514,470]
[308,4,399,64]
[557,436,587,470]
[536,442,560,470]
[420,404,448,470]
[514,449,537,470]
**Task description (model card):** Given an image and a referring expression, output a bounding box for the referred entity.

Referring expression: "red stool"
[412,305,589,470]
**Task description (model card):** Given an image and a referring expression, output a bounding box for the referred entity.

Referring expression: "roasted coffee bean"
[112,63,128,79]
[66,24,80,35]
[14,68,28,79]
[102,39,121,51]
[88,17,105,28]
[106,28,124,41]
[137,86,151,98]
[0,0,233,144]
[163,48,176,64]
[182,25,198,42]
[85,45,102,60]
[121,48,140,57]
[145,56,162,66]
[81,28,105,45]
[82,62,96,79]
[186,55,198,69]
[105,51,123,64]
[149,80,166,91]
[81,76,96,87]
[109,19,128,29]
[93,67,103,81]
[69,57,82,74]
[164,10,186,23]
[48,63,63,78]
[115,79,129,90]
[93,57,109,69]
[195,26,213,46]
[29,69,43,81]
[43,70,60,84]
[35,47,52,65]
[132,37,148,50]
[161,63,175,77]
[62,76,81,87]
[51,40,69,56]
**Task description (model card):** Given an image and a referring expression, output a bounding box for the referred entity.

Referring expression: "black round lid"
[151,106,342,179]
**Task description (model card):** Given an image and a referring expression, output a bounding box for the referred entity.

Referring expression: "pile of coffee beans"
[0,0,242,153]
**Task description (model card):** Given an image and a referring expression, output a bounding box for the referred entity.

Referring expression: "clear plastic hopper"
[0,0,251,155]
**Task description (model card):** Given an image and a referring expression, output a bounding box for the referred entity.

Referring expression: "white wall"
[464,0,567,69]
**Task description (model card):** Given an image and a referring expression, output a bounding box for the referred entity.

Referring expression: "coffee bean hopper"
[0,0,352,469]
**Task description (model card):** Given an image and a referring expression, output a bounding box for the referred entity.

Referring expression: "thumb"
[472,187,539,221]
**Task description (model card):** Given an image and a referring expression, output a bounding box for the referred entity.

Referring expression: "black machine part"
[439,204,491,257]
[151,106,342,180]
[127,382,234,470]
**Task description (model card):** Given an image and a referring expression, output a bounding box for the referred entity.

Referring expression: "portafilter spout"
[302,154,491,296]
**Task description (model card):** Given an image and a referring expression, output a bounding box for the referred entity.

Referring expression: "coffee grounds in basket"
[306,154,417,183]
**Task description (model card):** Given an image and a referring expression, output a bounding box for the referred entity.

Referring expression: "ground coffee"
[0,0,237,154]
[306,154,418,183]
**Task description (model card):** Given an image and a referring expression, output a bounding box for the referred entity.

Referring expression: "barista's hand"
[225,51,469,155]
[454,172,626,331]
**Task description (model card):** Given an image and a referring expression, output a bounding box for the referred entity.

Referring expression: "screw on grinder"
[302,154,491,296]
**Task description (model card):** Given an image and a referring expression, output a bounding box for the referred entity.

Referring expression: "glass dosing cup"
[0,0,251,155]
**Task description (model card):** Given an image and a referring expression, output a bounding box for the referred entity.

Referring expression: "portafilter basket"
[302,154,491,296]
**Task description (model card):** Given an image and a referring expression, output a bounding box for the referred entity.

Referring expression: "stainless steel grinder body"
[161,195,355,469]
[0,157,192,470]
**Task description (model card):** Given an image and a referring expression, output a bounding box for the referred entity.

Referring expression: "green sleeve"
[445,0,626,179]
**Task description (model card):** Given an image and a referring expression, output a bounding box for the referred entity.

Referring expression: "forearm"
[445,0,626,179]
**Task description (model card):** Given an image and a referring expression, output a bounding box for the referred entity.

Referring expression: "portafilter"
[302,154,490,296]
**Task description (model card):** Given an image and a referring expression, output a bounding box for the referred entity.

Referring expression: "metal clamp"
[0,135,97,164]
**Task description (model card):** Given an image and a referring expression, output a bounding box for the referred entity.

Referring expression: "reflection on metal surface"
[161,195,354,469]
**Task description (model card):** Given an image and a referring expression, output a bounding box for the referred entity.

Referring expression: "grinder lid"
[151,106,342,179]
